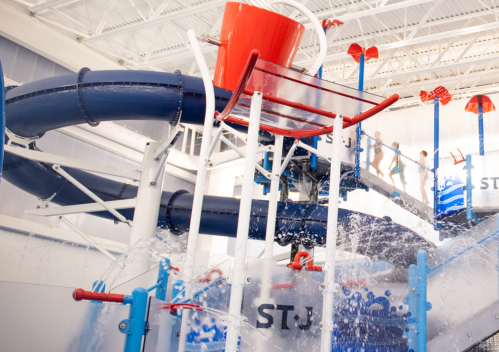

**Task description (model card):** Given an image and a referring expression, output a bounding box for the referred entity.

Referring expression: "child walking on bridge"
[388,142,407,193]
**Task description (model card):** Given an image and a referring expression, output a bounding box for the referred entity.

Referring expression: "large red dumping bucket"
[213,2,305,91]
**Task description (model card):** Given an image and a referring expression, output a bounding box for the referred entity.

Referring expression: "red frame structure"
[216,50,399,138]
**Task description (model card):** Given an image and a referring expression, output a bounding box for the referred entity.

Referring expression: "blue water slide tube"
[2,69,433,267]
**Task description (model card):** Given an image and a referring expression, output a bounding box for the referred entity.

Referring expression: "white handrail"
[273,0,328,76]
[179,29,217,352]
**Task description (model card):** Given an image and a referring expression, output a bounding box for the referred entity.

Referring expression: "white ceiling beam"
[354,53,499,86]
[297,21,499,66]
[129,45,218,69]
[428,13,475,68]
[301,6,498,60]
[28,0,81,14]
[301,0,435,29]
[455,31,483,63]
[369,62,499,94]
[84,0,228,43]
[0,1,123,71]
[332,36,499,83]
[405,0,445,40]
[95,0,118,35]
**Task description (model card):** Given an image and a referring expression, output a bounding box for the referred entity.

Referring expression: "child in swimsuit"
[388,142,407,193]
[371,132,384,178]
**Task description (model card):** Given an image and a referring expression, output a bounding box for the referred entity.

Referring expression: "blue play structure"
[3,2,499,350]
[1,68,433,267]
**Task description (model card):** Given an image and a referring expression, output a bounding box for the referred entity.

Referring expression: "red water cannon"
[420,86,452,105]
[287,251,322,271]
[347,43,379,63]
[72,288,126,303]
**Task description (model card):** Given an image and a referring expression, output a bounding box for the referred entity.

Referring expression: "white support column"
[264,134,283,259]
[321,115,344,352]
[225,92,263,352]
[129,141,166,246]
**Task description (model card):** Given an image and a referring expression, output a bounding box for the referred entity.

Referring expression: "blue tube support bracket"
[354,54,365,179]
[465,155,474,221]
[122,287,148,352]
[407,264,418,352]
[155,257,171,301]
[416,250,430,352]
[433,97,440,230]
[263,152,270,171]
[478,103,485,156]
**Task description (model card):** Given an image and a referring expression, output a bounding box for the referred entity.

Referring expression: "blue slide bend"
[2,69,433,267]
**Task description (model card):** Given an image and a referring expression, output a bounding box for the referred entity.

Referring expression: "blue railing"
[407,250,430,352]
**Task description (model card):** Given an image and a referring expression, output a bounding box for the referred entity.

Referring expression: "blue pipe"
[407,264,417,352]
[478,102,484,155]
[155,257,171,301]
[433,97,440,230]
[465,155,473,221]
[354,54,365,179]
[123,287,148,352]
[0,61,5,180]
[416,250,428,352]
[311,136,318,170]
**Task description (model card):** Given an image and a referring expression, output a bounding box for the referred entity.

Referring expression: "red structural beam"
[224,93,399,138]
[216,49,260,121]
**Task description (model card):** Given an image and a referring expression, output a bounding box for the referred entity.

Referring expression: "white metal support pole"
[190,130,196,156]
[264,134,283,258]
[184,28,216,286]
[59,216,124,268]
[225,91,263,352]
[321,115,344,352]
[129,141,166,246]
[207,126,224,159]
[52,165,130,224]
[279,139,299,175]
[178,29,216,352]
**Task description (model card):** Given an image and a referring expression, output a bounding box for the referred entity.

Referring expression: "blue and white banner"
[437,164,465,215]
